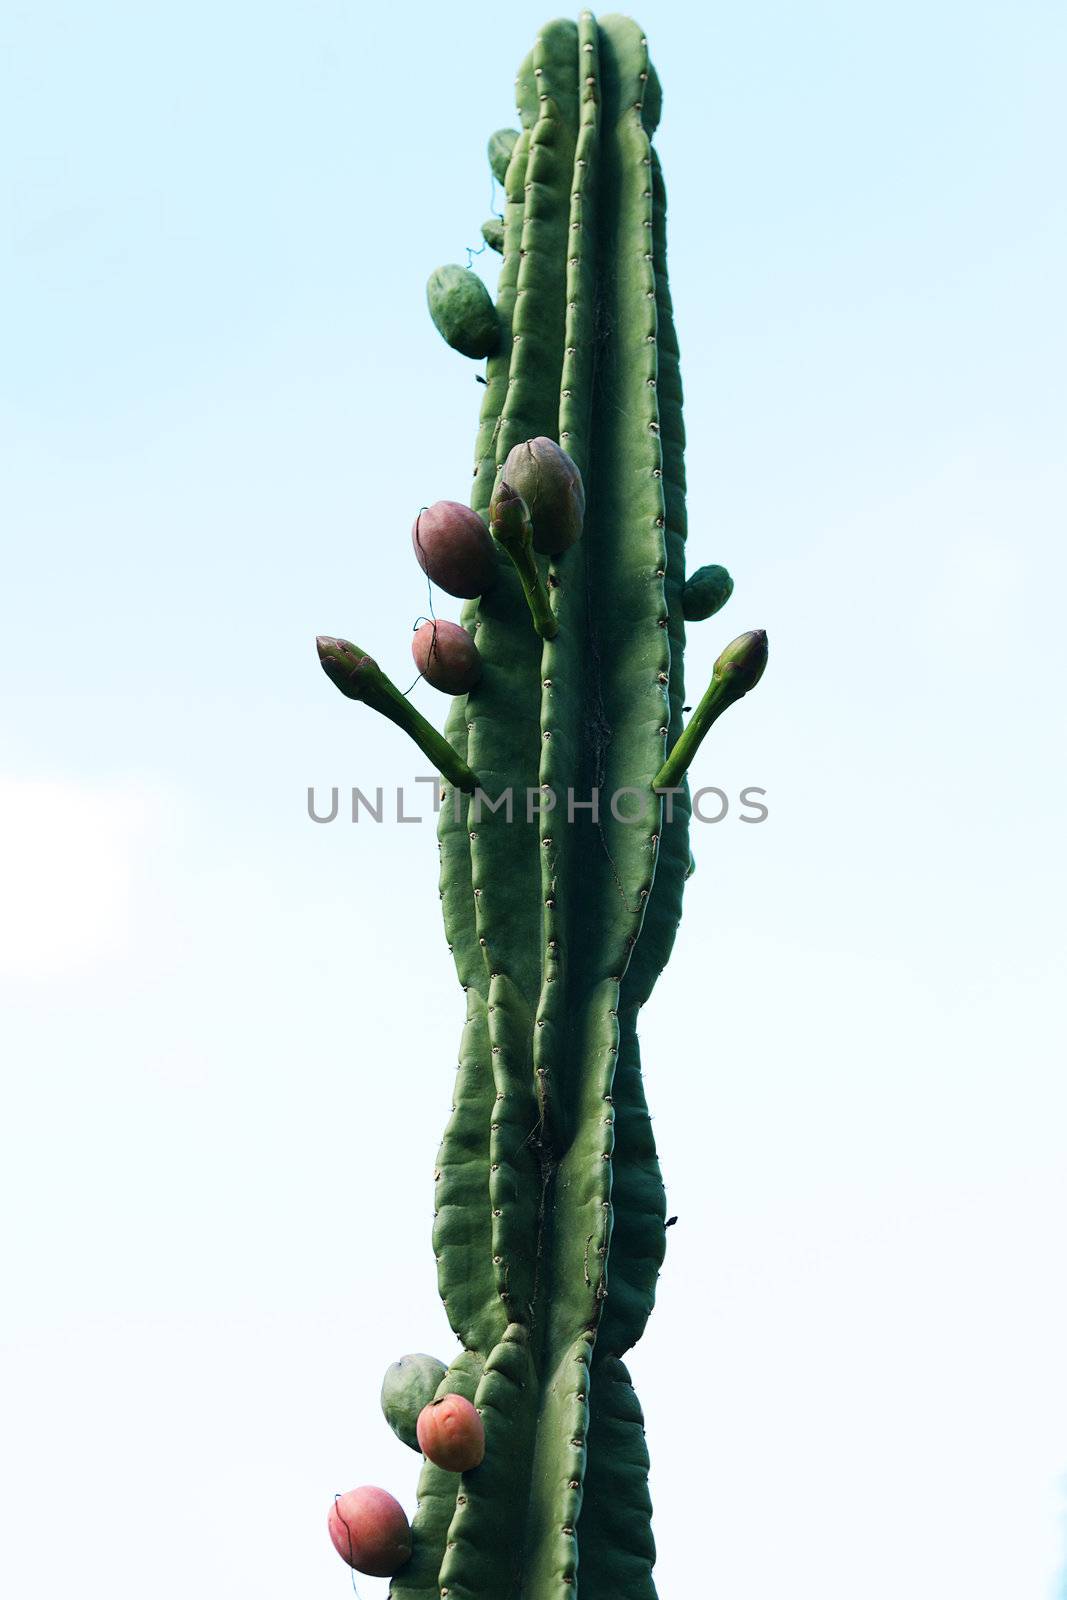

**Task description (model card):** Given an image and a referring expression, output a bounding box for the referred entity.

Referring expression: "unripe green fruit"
[487,128,519,185]
[427,265,499,359]
[481,216,505,254]
[380,1353,448,1450]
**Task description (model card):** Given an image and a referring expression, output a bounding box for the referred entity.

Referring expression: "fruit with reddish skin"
[416,1394,486,1472]
[412,501,497,598]
[500,436,585,555]
[327,1486,412,1576]
[412,620,482,695]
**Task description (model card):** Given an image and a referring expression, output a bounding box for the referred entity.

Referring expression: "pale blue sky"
[2,3,1066,1597]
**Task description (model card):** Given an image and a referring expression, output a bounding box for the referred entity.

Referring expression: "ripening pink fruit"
[416,1394,486,1472]
[411,619,482,694]
[412,501,497,598]
[327,1486,412,1576]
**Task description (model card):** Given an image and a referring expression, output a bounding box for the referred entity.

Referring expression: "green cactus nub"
[682,562,734,621]
[426,265,500,359]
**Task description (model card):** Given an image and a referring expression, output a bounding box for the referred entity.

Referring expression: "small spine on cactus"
[488,480,559,639]
[316,636,478,792]
[653,629,768,791]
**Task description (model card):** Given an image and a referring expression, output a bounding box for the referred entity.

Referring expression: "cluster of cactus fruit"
[317,12,768,1596]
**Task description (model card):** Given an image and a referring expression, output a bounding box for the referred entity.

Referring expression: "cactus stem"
[652,629,768,791]
[489,481,559,640]
[316,636,478,793]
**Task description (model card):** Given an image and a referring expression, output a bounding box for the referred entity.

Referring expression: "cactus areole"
[316,13,768,1597]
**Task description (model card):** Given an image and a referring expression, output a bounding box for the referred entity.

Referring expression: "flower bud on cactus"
[316,636,479,792]
[315,635,379,700]
[412,619,482,694]
[489,480,558,640]
[488,128,519,186]
[488,479,531,548]
[328,1487,412,1576]
[682,563,734,621]
[412,501,497,599]
[427,265,500,359]
[714,628,768,694]
[500,436,584,555]
[654,629,769,791]
[381,1353,448,1451]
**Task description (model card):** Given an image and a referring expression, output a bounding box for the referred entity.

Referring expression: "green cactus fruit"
[426,265,499,359]
[481,216,505,254]
[381,1354,449,1451]
[500,435,585,554]
[682,562,734,621]
[487,127,520,185]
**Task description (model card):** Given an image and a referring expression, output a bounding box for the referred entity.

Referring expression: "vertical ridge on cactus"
[318,12,768,1596]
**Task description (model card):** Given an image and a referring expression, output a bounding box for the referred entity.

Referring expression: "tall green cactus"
[319,13,767,1596]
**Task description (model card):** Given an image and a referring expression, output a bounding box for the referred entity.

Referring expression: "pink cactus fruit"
[327,1486,412,1577]
[415,1394,486,1473]
[411,501,497,598]
[411,619,482,694]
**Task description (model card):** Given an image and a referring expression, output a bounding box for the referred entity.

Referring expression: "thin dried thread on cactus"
[333,1494,363,1597]
[465,242,488,268]
[404,510,441,694]
[401,611,439,696]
